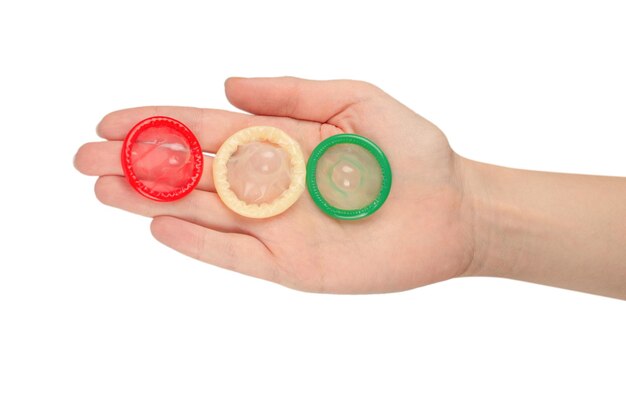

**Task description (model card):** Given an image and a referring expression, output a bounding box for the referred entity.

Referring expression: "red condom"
[121,116,203,202]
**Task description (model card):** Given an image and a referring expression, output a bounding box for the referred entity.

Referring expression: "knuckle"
[220,240,239,270]
[352,80,385,97]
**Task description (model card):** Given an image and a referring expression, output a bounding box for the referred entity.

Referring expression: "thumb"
[224,76,384,123]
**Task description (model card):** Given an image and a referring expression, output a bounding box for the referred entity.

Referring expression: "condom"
[213,126,306,218]
[121,116,203,202]
[306,133,392,220]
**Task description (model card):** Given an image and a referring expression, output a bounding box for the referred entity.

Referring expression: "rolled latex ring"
[213,126,306,218]
[121,116,204,202]
[306,133,392,220]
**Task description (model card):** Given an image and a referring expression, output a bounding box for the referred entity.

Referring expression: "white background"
[1,1,625,417]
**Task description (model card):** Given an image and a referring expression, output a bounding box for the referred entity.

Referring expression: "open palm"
[75,77,474,293]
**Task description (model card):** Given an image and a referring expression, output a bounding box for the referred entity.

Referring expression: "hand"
[74,77,474,293]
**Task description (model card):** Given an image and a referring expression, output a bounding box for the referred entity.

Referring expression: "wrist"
[457,157,535,279]
[456,155,626,298]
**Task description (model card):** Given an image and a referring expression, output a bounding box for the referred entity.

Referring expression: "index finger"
[96,105,335,155]
[96,106,253,153]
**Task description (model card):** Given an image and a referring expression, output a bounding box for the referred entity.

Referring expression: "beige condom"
[213,126,306,218]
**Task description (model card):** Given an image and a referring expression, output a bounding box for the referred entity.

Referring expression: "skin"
[74,77,626,299]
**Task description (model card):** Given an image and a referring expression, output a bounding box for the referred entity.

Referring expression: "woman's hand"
[74,77,474,293]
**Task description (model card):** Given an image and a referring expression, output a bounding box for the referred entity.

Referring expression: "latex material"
[226,141,291,204]
[316,143,382,210]
[213,126,306,218]
[306,133,392,220]
[121,116,203,202]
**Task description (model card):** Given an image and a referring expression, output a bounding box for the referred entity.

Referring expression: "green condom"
[306,133,392,220]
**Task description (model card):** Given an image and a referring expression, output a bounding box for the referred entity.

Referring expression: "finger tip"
[94,175,127,206]
[224,76,247,91]
[73,143,90,173]
[96,114,113,139]
[73,150,80,171]
[150,216,181,244]
[224,77,247,105]
[150,216,165,238]
[95,109,128,140]
[93,177,107,204]
[225,76,244,84]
